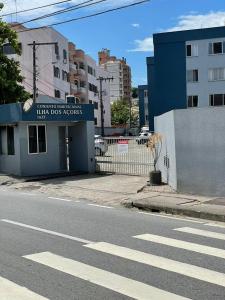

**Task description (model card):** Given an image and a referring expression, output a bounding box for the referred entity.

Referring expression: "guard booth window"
[28,125,47,154]
[7,126,15,155]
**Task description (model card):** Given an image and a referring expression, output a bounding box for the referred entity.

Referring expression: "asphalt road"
[0,187,225,299]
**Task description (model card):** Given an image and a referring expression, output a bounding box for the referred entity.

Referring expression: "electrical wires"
[16,0,150,33]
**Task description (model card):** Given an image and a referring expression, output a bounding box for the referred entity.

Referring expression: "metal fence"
[95,136,154,176]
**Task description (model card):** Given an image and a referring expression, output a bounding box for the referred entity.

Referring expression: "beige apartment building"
[69,43,111,127]
[98,49,132,104]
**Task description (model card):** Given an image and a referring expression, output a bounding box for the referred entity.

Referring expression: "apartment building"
[147,26,225,130]
[69,43,111,127]
[138,85,149,127]
[5,24,70,100]
[98,49,132,103]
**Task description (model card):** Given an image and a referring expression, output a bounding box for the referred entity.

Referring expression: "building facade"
[98,49,132,103]
[69,43,111,128]
[6,24,70,101]
[138,85,149,127]
[147,26,225,130]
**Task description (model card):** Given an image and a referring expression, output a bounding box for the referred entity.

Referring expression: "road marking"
[88,204,113,209]
[204,222,225,229]
[174,227,225,240]
[48,197,75,202]
[85,242,225,287]
[134,233,225,259]
[0,276,48,299]
[24,252,190,300]
[1,219,93,244]
[138,211,203,223]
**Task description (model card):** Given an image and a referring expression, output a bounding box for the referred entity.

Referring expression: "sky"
[1,0,225,86]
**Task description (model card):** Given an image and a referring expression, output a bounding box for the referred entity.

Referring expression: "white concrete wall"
[155,107,225,196]
[154,111,177,190]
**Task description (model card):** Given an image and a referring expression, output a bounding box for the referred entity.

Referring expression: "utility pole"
[97,76,113,137]
[28,41,58,102]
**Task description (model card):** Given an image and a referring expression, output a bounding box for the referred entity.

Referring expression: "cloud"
[131,23,140,28]
[129,11,225,52]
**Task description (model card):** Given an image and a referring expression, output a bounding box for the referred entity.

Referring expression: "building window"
[55,44,59,59]
[2,43,22,55]
[79,62,85,70]
[186,44,198,57]
[209,94,225,106]
[89,100,93,104]
[144,90,148,98]
[187,95,198,108]
[28,125,47,154]
[80,81,86,88]
[94,102,98,110]
[53,66,60,78]
[187,69,198,82]
[7,126,15,155]
[63,49,67,62]
[208,68,225,81]
[89,83,98,93]
[62,70,68,81]
[209,41,225,55]
[88,66,95,75]
[55,89,61,98]
[94,117,97,125]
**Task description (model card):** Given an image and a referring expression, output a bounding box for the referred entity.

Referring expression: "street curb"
[122,201,225,223]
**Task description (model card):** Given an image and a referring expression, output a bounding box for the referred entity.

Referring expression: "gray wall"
[0,121,95,176]
[19,122,61,176]
[0,125,21,175]
[69,121,95,173]
[155,107,225,196]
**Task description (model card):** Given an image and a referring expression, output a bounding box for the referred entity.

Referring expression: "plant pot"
[149,170,162,185]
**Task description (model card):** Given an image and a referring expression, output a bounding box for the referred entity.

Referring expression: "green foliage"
[132,87,138,99]
[111,100,130,125]
[0,5,30,104]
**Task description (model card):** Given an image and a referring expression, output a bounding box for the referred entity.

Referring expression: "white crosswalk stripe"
[24,251,190,300]
[174,227,225,240]
[85,242,225,287]
[133,233,225,259]
[0,276,49,300]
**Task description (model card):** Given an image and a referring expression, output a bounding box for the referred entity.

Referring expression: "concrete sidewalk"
[123,185,225,223]
[1,173,225,222]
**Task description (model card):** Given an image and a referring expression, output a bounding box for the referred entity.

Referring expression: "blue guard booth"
[0,102,95,176]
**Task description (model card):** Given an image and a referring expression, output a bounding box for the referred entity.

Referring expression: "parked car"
[95,135,108,156]
[136,132,151,144]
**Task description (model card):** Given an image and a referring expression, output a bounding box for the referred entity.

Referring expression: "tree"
[111,100,130,126]
[132,87,138,99]
[0,4,30,104]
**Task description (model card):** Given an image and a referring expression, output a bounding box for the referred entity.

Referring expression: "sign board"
[0,103,94,124]
[117,140,129,154]
[23,103,94,122]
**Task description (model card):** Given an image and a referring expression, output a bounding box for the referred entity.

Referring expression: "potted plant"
[146,133,162,185]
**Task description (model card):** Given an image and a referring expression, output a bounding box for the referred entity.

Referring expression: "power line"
[16,0,150,32]
[0,0,73,17]
[16,0,106,26]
